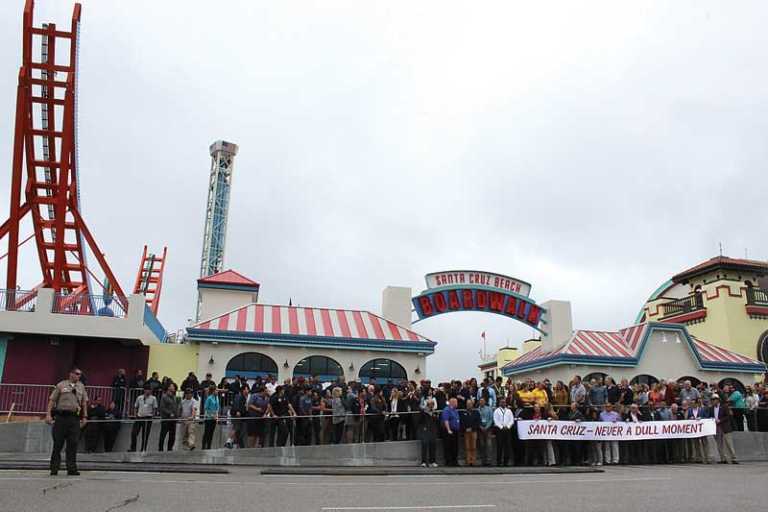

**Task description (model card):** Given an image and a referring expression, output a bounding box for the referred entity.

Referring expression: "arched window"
[630,374,659,387]
[358,359,408,384]
[676,376,702,388]
[718,378,745,394]
[293,356,343,383]
[583,372,608,385]
[759,330,768,363]
[226,352,278,379]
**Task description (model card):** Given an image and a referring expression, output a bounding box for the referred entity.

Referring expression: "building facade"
[638,256,768,363]
[183,270,435,385]
[502,322,765,390]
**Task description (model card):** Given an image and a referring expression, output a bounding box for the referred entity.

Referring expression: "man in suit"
[686,398,711,463]
[710,395,738,464]
[623,403,647,464]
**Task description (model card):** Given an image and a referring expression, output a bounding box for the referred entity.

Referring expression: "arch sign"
[412,270,545,331]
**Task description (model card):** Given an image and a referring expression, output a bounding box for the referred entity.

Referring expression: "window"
[293,356,343,382]
[358,359,408,384]
[676,376,702,387]
[758,330,768,363]
[225,352,278,378]
[718,378,745,394]
[630,374,659,386]
[583,372,608,384]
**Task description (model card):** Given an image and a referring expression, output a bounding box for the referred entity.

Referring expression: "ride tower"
[196,140,239,320]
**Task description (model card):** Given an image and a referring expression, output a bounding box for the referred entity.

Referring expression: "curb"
[261,466,604,476]
[0,462,229,474]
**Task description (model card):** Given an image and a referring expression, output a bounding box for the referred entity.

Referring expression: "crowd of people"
[79,369,768,467]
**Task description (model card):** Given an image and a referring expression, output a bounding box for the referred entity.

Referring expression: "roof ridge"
[198,269,260,286]
[191,302,432,342]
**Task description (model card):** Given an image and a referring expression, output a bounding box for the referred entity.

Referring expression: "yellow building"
[479,340,540,380]
[638,256,768,363]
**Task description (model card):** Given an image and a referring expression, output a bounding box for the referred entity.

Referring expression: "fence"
[0,289,37,312]
[0,383,237,419]
[51,293,127,318]
[661,294,704,317]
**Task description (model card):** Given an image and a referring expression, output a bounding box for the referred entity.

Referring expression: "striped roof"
[504,322,764,374]
[192,303,432,344]
[692,337,759,365]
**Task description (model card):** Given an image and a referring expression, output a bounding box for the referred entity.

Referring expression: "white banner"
[516,419,716,441]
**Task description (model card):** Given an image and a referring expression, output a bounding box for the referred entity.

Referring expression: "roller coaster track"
[0,1,127,310]
[133,245,167,316]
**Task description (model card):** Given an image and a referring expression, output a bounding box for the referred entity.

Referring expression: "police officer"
[46,367,88,476]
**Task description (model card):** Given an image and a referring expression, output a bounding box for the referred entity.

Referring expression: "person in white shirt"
[686,398,710,463]
[129,387,157,452]
[493,398,514,466]
[179,388,199,450]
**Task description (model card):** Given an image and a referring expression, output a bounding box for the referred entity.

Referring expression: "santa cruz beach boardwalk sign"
[412,270,544,331]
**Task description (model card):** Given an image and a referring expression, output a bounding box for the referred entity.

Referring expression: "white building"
[186,271,435,384]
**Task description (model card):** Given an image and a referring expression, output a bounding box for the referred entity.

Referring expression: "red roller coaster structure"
[0,1,166,313]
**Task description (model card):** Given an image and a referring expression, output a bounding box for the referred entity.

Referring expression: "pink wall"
[2,336,149,386]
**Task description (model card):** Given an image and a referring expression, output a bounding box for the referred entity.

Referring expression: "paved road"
[0,463,766,512]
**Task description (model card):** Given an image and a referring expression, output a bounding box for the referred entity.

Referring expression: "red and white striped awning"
[193,303,431,343]
[692,337,760,365]
[564,330,635,358]
[504,322,764,372]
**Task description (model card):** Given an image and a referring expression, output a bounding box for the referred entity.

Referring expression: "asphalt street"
[0,463,765,512]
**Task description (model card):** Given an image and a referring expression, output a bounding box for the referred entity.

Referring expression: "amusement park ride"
[0,1,167,316]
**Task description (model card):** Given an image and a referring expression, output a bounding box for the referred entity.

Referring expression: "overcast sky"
[1,1,767,381]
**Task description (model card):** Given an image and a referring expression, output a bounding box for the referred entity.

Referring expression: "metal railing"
[747,287,768,306]
[0,289,37,312]
[52,293,127,318]
[0,383,127,416]
[661,294,704,318]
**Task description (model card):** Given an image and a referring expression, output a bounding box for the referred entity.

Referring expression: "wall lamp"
[208,355,215,365]
[283,360,290,369]
[414,366,421,374]
[348,362,355,371]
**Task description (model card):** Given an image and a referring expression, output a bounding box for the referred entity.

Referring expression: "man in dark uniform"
[46,367,88,476]
[84,397,106,453]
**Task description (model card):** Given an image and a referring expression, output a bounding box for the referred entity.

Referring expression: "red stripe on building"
[236,307,247,331]
[569,338,591,356]
[579,332,611,357]
[254,304,264,333]
[199,320,211,329]
[272,306,282,334]
[337,310,352,338]
[576,332,607,356]
[288,307,299,335]
[217,313,230,330]
[695,342,719,362]
[320,309,334,337]
[367,313,386,339]
[304,308,317,336]
[627,326,644,351]
[591,331,631,357]
[386,320,402,340]
[352,311,368,339]
[698,341,724,361]
[406,329,420,342]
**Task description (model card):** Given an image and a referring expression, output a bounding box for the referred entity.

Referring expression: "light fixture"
[348,362,354,371]
[283,359,289,369]
[414,366,421,374]
[208,355,215,365]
